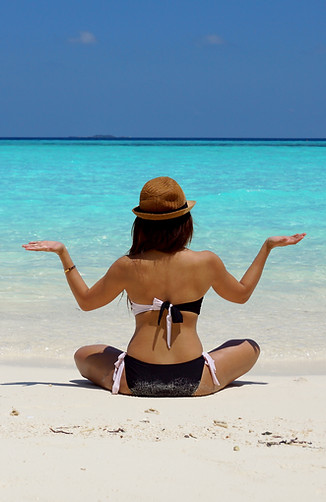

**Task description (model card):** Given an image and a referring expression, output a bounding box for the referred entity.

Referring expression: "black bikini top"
[162,297,203,319]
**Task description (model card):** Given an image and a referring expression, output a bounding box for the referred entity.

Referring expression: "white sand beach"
[1,364,325,502]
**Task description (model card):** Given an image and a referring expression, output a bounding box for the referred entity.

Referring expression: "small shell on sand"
[10,408,19,416]
[145,408,160,415]
[213,420,228,428]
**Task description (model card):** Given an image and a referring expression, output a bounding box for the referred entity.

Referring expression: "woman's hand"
[266,233,306,250]
[22,241,66,256]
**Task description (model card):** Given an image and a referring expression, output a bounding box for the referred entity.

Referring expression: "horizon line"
[1,136,326,141]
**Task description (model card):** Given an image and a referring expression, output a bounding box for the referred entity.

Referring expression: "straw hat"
[132,177,196,220]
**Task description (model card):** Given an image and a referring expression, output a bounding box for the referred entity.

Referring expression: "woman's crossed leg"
[195,338,260,396]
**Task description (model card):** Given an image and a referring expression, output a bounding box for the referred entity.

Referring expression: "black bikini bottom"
[124,354,205,397]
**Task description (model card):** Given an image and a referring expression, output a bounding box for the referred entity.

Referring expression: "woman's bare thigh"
[195,339,260,396]
[74,344,131,394]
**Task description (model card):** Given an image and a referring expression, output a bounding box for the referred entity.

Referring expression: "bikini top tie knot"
[157,300,183,326]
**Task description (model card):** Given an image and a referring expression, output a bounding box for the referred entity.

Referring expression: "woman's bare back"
[123,248,211,304]
[121,248,211,363]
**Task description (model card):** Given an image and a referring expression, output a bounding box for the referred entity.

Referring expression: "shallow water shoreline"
[2,287,325,375]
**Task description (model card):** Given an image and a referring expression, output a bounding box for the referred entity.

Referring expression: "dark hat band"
[135,202,188,215]
[132,199,196,220]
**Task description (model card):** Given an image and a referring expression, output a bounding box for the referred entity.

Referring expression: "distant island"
[67,135,120,139]
[87,135,117,139]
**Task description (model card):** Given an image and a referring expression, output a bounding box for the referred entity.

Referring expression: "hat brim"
[132,200,196,220]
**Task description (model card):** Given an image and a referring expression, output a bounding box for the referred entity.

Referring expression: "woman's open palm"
[22,241,65,255]
[267,233,306,249]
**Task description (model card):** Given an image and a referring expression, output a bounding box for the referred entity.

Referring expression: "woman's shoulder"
[183,249,221,263]
[183,250,225,276]
[106,255,132,275]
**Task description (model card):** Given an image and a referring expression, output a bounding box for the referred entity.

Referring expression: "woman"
[23,177,305,397]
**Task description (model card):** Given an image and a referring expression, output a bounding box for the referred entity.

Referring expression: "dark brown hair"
[128,213,193,256]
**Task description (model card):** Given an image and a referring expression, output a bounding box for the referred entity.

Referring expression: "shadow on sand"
[1,378,268,392]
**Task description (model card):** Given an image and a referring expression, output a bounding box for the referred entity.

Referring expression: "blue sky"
[1,0,325,137]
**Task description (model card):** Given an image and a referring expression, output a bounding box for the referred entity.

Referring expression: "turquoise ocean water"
[1,139,325,373]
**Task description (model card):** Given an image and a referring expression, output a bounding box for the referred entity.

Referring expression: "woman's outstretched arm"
[22,241,126,311]
[208,233,306,304]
